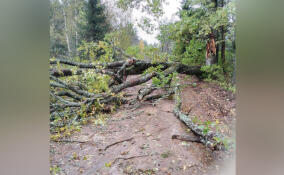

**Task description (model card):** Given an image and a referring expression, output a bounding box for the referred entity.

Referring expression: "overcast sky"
[132,0,182,45]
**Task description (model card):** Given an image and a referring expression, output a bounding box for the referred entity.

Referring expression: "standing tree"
[83,0,110,42]
[220,0,226,65]
[165,0,233,66]
[50,0,87,58]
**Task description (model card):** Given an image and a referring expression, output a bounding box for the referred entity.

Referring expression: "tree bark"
[50,68,82,77]
[62,4,71,57]
[221,26,226,65]
[220,0,226,65]
[212,0,219,65]
[74,0,78,56]
[214,34,219,64]
[111,73,156,93]
[50,59,202,76]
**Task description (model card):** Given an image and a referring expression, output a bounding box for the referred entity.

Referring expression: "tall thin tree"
[84,0,110,41]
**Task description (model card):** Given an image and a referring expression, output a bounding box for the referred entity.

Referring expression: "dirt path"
[50,75,235,175]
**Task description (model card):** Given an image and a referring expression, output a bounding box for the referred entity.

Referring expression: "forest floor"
[50,74,236,175]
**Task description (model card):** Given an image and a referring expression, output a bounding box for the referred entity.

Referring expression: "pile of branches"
[50,48,201,116]
[50,48,228,150]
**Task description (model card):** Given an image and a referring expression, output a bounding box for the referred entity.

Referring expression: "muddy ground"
[50,75,236,175]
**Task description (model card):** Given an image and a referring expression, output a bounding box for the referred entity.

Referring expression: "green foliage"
[193,116,219,134]
[125,45,141,59]
[105,162,112,168]
[143,65,164,75]
[50,120,82,141]
[178,38,205,65]
[77,41,101,60]
[156,0,236,86]
[50,165,61,175]
[77,40,114,62]
[93,112,109,126]
[50,54,117,137]
[49,0,69,57]
[117,0,165,17]
[160,151,171,158]
[104,23,138,50]
[192,116,234,149]
[137,17,156,34]
[201,65,225,82]
[143,65,177,88]
[158,23,174,53]
[82,72,111,94]
[213,136,233,150]
[50,0,89,57]
[201,64,235,93]
[151,74,173,88]
[82,0,110,41]
[126,44,169,62]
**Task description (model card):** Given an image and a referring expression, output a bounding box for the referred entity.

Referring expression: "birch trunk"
[62,6,71,57]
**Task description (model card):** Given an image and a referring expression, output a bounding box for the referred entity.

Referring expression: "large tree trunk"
[205,34,217,66]
[50,59,202,76]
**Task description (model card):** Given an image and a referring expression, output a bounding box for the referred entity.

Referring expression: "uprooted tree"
[50,47,230,151]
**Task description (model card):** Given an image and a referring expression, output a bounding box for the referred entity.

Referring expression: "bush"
[77,41,113,63]
[201,64,236,93]
[201,65,225,82]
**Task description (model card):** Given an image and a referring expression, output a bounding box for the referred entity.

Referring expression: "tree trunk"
[206,0,219,66]
[74,0,78,56]
[62,5,71,57]
[214,34,219,64]
[221,26,226,65]
[220,0,226,65]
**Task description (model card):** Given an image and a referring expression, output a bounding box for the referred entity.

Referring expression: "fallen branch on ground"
[104,137,134,151]
[52,139,88,144]
[172,134,202,143]
[112,155,149,164]
[173,84,227,151]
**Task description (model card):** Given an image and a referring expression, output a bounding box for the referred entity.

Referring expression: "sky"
[131,0,182,45]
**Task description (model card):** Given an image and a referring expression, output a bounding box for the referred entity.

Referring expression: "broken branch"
[104,137,134,151]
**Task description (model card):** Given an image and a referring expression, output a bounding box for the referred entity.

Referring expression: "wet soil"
[50,75,236,175]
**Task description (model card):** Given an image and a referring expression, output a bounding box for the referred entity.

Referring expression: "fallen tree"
[173,84,229,151]
[49,47,230,151]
